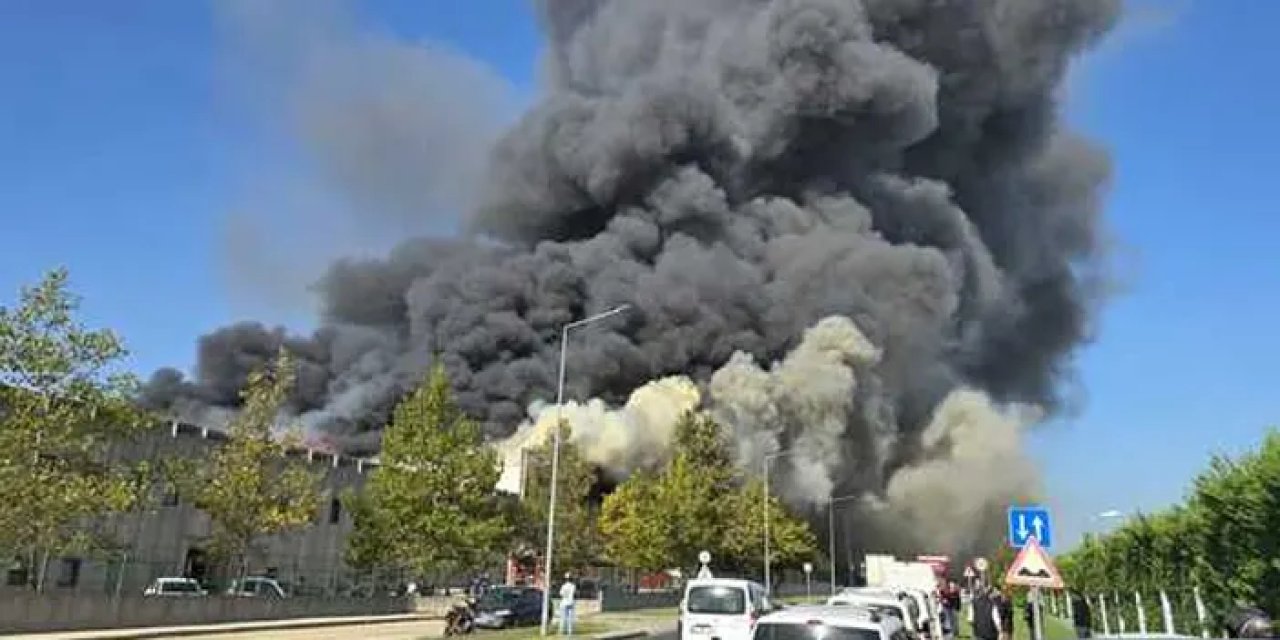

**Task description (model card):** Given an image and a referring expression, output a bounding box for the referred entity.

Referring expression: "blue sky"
[1,1,1276,549]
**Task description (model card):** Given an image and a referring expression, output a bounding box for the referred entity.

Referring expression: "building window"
[56,558,81,588]
[329,497,342,524]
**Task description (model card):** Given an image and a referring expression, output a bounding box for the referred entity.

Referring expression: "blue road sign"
[1008,505,1053,549]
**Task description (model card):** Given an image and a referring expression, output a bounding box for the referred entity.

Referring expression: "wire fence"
[1039,586,1218,638]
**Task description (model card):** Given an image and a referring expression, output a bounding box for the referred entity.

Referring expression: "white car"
[753,604,910,640]
[827,592,920,637]
[143,577,207,597]
[680,578,778,640]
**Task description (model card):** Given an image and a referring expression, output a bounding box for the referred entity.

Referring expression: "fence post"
[1099,593,1111,636]
[1116,591,1127,634]
[1194,586,1209,639]
[1135,591,1147,635]
[1160,590,1175,635]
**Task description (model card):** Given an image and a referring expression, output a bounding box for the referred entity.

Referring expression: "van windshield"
[687,585,747,614]
[754,623,881,640]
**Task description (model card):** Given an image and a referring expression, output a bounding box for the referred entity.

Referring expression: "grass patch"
[958,612,1077,640]
[603,607,680,620]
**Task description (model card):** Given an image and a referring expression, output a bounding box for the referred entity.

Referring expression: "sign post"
[698,551,713,579]
[803,563,813,600]
[1004,537,1063,640]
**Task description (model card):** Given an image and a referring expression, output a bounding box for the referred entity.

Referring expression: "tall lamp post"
[827,494,860,595]
[540,305,630,636]
[762,449,796,594]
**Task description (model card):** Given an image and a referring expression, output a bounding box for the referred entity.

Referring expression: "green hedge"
[1058,428,1280,631]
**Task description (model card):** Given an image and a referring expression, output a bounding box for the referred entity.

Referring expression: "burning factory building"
[140,0,1123,567]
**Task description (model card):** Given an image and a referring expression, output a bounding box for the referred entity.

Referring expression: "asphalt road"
[162,617,680,640]
[162,618,445,640]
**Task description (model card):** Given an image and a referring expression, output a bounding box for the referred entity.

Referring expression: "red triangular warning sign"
[1003,537,1064,589]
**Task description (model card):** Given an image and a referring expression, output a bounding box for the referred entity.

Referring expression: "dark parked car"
[473,586,544,629]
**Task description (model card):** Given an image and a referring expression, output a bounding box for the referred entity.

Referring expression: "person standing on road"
[1071,592,1092,638]
[996,588,1014,640]
[559,572,577,636]
[972,587,1003,640]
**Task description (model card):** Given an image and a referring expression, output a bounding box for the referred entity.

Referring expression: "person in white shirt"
[559,573,577,635]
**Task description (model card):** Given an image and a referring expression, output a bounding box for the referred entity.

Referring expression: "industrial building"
[7,422,378,596]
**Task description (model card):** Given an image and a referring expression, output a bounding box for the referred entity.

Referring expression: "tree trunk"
[35,550,50,593]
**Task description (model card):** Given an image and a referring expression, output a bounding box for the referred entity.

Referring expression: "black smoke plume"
[144,0,1120,554]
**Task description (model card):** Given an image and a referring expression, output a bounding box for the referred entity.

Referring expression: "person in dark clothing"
[972,588,1000,640]
[1024,600,1036,640]
[997,589,1015,640]
[1071,593,1093,639]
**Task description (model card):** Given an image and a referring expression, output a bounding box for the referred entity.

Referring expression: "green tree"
[1058,427,1280,634]
[721,478,818,580]
[600,468,673,571]
[346,364,510,578]
[0,268,152,589]
[178,349,320,578]
[600,410,820,578]
[600,410,738,572]
[520,421,600,573]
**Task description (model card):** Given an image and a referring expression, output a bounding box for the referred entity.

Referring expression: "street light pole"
[762,449,795,594]
[540,305,629,636]
[827,494,859,595]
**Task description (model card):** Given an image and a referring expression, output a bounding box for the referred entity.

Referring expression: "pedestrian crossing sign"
[1003,537,1064,589]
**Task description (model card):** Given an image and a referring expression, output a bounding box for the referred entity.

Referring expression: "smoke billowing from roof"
[142,0,1120,555]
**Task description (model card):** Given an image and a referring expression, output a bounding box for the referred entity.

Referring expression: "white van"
[680,578,777,640]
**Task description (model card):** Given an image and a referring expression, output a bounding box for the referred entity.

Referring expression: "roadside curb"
[5,613,431,640]
[593,622,678,640]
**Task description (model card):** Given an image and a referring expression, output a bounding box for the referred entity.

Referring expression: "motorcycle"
[445,597,477,636]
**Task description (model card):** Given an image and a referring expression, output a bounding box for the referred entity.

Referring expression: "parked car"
[226,576,289,598]
[473,586,544,629]
[143,577,207,597]
[753,604,908,640]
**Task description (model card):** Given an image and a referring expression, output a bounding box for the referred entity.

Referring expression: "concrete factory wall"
[0,590,413,634]
[9,422,378,596]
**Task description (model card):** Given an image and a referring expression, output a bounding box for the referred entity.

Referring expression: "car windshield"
[688,585,746,615]
[162,581,199,593]
[478,589,521,608]
[754,622,881,640]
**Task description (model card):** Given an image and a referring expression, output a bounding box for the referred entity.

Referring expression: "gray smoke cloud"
[143,0,1121,552]
[211,0,520,313]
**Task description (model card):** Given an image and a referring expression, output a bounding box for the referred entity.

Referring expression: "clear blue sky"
[1,1,1275,550]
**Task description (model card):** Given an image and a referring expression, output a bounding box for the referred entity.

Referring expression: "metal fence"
[5,553,507,600]
[1040,587,1217,638]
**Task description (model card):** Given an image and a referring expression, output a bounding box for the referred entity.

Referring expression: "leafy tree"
[600,468,672,571]
[0,268,152,589]
[346,364,510,578]
[178,349,320,578]
[656,411,738,568]
[1058,427,1280,634]
[600,410,820,578]
[520,421,600,573]
[721,478,817,580]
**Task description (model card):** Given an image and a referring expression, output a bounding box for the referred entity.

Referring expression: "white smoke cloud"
[494,376,702,483]
[493,314,1044,554]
